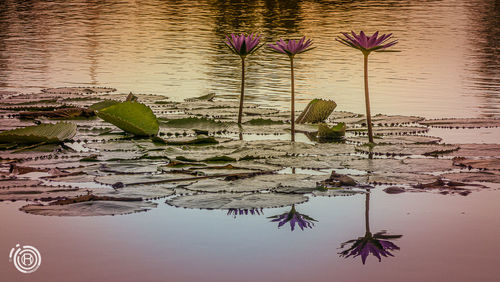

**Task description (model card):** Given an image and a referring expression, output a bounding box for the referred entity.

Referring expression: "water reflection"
[0,0,498,117]
[268,204,317,231]
[227,208,264,218]
[463,0,500,117]
[339,191,402,264]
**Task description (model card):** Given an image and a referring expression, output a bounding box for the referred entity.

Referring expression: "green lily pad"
[89,100,119,111]
[97,101,159,136]
[317,122,346,141]
[0,122,77,145]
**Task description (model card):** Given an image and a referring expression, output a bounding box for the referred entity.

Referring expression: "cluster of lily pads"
[0,84,499,219]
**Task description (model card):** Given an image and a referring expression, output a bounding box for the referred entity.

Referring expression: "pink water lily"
[225,33,263,57]
[336,31,398,54]
[224,33,263,124]
[268,36,314,141]
[268,36,314,58]
[336,31,399,143]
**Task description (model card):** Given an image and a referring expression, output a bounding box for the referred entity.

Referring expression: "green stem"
[290,57,295,142]
[363,54,374,143]
[238,57,245,125]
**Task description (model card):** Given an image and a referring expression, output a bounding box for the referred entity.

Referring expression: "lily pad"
[89,100,119,111]
[441,172,500,183]
[97,101,159,136]
[0,179,42,189]
[41,86,116,95]
[317,123,346,141]
[355,144,459,156]
[348,126,429,136]
[166,192,308,209]
[449,144,500,157]
[341,158,455,174]
[184,93,216,102]
[348,135,441,145]
[453,157,500,170]
[20,199,157,216]
[366,173,439,185]
[0,186,88,202]
[312,189,366,197]
[418,118,500,128]
[0,122,77,145]
[180,173,313,193]
[161,117,231,131]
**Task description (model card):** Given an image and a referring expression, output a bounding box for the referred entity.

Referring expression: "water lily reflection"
[339,192,402,264]
[227,208,264,218]
[268,204,317,231]
[339,230,401,264]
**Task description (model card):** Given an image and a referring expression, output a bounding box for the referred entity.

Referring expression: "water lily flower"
[336,31,398,143]
[224,33,263,124]
[338,191,402,264]
[227,208,263,218]
[268,36,314,142]
[268,204,317,231]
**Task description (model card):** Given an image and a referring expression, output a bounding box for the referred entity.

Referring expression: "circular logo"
[9,244,41,274]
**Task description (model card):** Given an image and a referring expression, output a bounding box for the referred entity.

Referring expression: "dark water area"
[0,0,499,118]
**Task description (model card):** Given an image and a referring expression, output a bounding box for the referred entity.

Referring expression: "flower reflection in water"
[268,204,317,231]
[339,230,402,264]
[227,208,264,218]
[339,192,402,264]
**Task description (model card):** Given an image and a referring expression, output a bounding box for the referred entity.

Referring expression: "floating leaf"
[355,143,459,156]
[89,100,119,111]
[41,86,116,95]
[164,137,219,146]
[97,101,159,136]
[317,122,346,141]
[453,157,500,170]
[160,117,231,131]
[244,118,284,126]
[441,172,500,183]
[166,192,308,210]
[20,199,157,216]
[184,93,216,102]
[0,122,77,145]
[418,118,500,128]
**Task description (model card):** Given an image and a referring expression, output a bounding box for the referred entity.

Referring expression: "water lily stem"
[238,57,245,124]
[290,57,295,142]
[363,54,374,143]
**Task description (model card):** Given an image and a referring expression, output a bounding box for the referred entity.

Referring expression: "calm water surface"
[0,0,499,117]
[1,1,500,281]
[1,188,500,281]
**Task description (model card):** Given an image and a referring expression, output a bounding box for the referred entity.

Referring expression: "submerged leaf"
[97,101,159,136]
[0,122,77,145]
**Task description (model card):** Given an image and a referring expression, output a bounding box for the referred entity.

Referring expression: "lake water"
[0,0,499,118]
[1,1,500,281]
